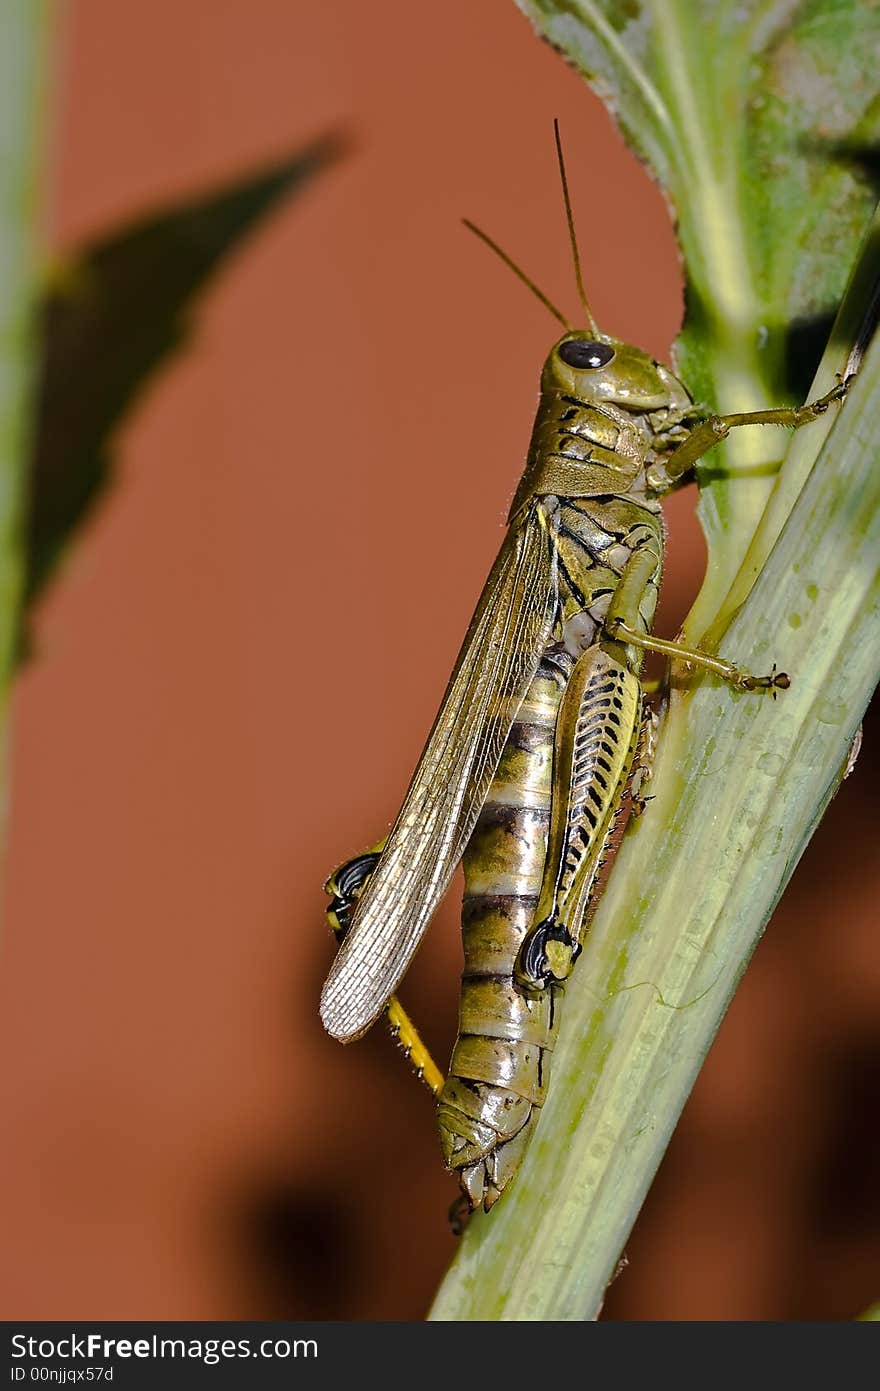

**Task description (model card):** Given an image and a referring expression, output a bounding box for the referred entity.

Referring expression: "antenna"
[462,218,571,331]
[553,118,599,335]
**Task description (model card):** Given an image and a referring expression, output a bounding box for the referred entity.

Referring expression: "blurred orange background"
[0,0,877,1321]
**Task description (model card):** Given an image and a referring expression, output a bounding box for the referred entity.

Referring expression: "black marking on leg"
[518,916,577,990]
[326,850,382,942]
[739,662,791,697]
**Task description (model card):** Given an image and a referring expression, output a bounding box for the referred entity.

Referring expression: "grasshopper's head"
[542,331,692,414]
[464,121,694,423]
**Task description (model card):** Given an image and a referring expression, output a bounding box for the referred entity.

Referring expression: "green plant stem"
[0,1,49,905]
[645,0,800,624]
[429,323,880,1323]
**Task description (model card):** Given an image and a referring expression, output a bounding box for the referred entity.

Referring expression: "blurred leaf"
[0,0,49,879]
[860,1302,880,1320]
[515,1,880,594]
[28,132,343,620]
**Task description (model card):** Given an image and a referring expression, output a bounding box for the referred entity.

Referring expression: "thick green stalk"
[429,326,880,1322]
[0,2,49,895]
[649,0,778,578]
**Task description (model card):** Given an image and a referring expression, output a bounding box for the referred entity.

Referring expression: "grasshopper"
[319,124,849,1219]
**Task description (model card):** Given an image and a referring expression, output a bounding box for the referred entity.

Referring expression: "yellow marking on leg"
[385,996,445,1097]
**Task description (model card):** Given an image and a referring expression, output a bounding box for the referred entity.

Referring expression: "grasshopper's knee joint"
[516,917,579,990]
[324,845,385,942]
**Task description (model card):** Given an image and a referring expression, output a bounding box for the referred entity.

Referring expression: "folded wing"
[320,501,558,1041]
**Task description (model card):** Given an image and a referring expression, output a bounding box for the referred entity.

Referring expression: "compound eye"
[558,339,615,370]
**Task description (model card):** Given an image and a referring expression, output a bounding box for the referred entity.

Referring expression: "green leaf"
[28,132,343,618]
[515,0,880,604]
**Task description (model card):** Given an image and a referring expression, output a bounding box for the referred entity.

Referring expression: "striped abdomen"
[437,645,642,1213]
[436,659,564,1212]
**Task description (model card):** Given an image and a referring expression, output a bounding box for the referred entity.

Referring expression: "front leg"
[646,378,851,493]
